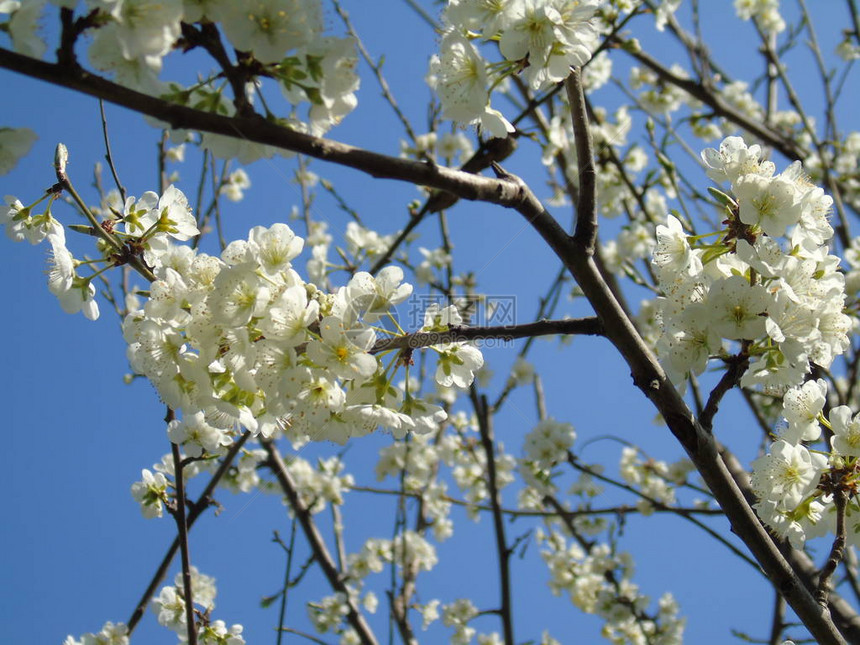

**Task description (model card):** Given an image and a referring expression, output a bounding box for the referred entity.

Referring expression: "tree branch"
[622,46,803,160]
[699,353,750,432]
[169,435,198,645]
[493,68,850,645]
[6,41,857,645]
[817,489,849,606]
[0,48,526,211]
[369,317,603,354]
[768,591,786,645]
[262,438,379,645]
[471,391,514,645]
[565,68,597,251]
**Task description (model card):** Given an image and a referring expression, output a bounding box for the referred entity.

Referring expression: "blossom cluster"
[618,447,695,516]
[4,150,488,475]
[129,443,353,522]
[151,568,246,644]
[111,188,482,449]
[651,136,851,393]
[307,531,434,638]
[539,529,686,644]
[63,621,129,645]
[429,0,602,138]
[63,570,243,644]
[522,417,576,470]
[733,0,786,34]
[1,189,100,319]
[750,378,860,548]
[375,412,516,536]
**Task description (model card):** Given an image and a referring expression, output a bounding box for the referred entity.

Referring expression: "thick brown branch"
[6,43,856,644]
[0,48,524,209]
[498,70,849,644]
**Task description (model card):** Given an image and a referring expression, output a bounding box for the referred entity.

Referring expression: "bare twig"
[274,522,298,645]
[471,390,514,645]
[98,100,126,202]
[262,439,379,645]
[621,46,802,160]
[769,592,786,645]
[567,454,759,569]
[127,431,252,632]
[699,353,750,432]
[817,489,850,606]
[169,421,198,645]
[333,0,419,144]
[350,483,722,517]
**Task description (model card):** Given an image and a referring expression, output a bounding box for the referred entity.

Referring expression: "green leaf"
[707,186,737,209]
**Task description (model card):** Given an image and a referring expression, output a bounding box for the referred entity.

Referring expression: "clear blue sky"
[1,2,856,644]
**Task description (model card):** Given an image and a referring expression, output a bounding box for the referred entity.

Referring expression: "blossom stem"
[56,161,157,283]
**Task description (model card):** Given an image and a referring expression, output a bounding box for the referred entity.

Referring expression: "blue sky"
[1,1,857,644]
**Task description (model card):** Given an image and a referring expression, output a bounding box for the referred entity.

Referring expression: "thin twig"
[370,317,603,354]
[368,135,518,276]
[621,45,802,160]
[275,626,329,644]
[768,591,786,645]
[127,431,251,632]
[169,425,198,645]
[699,353,750,432]
[798,0,840,143]
[567,455,760,569]
[400,0,440,30]
[98,100,126,202]
[262,439,379,645]
[331,504,347,574]
[350,483,722,517]
[274,522,297,645]
[534,374,547,422]
[493,266,568,411]
[471,390,514,645]
[333,0,419,144]
[817,489,850,606]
